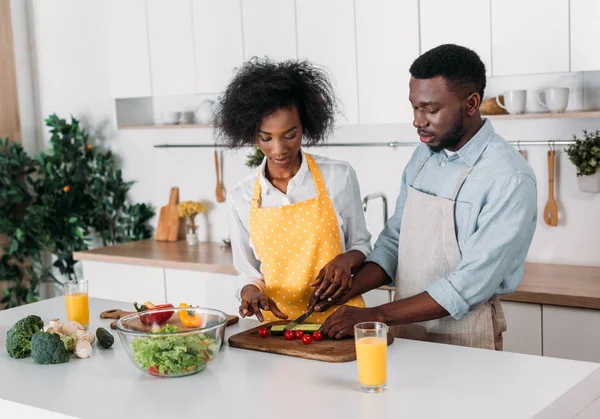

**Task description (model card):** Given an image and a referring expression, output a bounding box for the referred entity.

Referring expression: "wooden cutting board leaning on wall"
[155,187,184,241]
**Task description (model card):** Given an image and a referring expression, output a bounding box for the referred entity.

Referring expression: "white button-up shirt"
[227,151,372,293]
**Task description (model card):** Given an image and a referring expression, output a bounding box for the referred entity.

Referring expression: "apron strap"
[410,155,431,186]
[251,169,263,209]
[251,153,326,208]
[451,166,473,201]
[304,154,328,198]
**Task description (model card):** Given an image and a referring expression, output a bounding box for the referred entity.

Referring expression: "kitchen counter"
[74,239,600,310]
[1,297,599,419]
[74,239,236,275]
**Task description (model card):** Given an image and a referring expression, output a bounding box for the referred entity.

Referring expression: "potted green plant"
[565,130,600,193]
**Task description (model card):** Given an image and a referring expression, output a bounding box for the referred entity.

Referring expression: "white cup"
[537,87,569,113]
[496,90,527,115]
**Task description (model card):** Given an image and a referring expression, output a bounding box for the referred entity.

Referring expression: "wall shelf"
[119,123,213,130]
[485,110,600,120]
[121,110,600,131]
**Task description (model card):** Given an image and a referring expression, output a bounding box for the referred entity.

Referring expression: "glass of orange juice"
[355,321,388,393]
[63,279,89,328]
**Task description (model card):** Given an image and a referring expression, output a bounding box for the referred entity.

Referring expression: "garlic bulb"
[63,320,83,335]
[75,329,95,345]
[75,340,92,359]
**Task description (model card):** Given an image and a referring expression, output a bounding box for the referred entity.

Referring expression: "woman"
[215,58,371,323]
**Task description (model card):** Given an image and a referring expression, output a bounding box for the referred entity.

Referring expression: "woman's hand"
[239,285,288,322]
[308,253,354,309]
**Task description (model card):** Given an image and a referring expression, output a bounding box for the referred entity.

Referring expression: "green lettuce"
[131,325,218,376]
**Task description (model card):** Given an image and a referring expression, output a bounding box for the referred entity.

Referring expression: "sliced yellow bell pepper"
[179,303,202,328]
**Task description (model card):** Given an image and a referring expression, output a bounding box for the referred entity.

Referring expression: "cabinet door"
[491,0,569,75]
[570,0,600,71]
[501,301,542,356]
[420,0,491,76]
[103,0,152,98]
[543,305,600,362]
[355,0,419,124]
[241,0,297,61]
[193,0,243,93]
[166,269,241,316]
[146,0,196,96]
[81,261,166,304]
[296,0,358,125]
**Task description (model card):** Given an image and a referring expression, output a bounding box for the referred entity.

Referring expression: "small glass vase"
[185,218,198,245]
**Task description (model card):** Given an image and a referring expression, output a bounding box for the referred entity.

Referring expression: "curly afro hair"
[213,57,338,149]
[410,44,486,99]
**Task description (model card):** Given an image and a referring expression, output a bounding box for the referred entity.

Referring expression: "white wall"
[23,0,600,268]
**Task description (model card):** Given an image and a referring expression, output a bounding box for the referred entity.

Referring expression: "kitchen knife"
[283,308,314,331]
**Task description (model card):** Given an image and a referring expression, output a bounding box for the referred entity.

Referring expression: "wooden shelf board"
[485,110,600,120]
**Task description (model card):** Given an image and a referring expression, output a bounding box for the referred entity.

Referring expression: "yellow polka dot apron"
[248,153,365,323]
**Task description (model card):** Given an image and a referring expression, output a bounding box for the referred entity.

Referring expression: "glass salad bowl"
[115,306,228,378]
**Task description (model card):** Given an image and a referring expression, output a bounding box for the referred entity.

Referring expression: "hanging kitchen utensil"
[155,187,182,241]
[215,150,225,203]
[543,143,559,227]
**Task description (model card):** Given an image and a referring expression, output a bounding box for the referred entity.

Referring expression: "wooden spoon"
[215,150,225,203]
[544,150,559,227]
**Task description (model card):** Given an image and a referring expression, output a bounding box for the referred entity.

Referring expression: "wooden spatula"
[544,150,559,227]
[215,150,225,203]
[155,187,181,241]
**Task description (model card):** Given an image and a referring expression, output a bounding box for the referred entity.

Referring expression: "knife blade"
[283,308,314,331]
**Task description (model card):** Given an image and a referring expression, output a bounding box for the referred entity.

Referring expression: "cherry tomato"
[284,330,295,340]
[302,334,313,345]
[295,330,304,339]
[258,327,268,338]
[312,331,323,341]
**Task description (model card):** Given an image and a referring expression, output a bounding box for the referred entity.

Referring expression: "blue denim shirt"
[367,119,538,319]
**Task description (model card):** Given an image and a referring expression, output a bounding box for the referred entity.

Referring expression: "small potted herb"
[246,147,265,169]
[565,130,600,193]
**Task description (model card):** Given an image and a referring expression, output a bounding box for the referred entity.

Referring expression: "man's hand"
[309,253,354,305]
[321,306,381,339]
[239,285,288,322]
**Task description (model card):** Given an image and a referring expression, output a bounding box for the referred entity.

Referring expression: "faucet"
[362,192,388,223]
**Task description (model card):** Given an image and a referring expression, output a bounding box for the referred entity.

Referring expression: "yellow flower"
[177,201,207,218]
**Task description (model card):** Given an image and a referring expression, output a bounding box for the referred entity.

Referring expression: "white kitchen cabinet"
[543,305,600,363]
[146,0,196,96]
[241,0,297,61]
[103,0,152,98]
[355,0,419,124]
[501,301,542,356]
[419,0,492,76]
[165,269,241,316]
[570,0,600,72]
[296,0,358,125]
[192,0,243,93]
[81,261,166,304]
[491,0,569,75]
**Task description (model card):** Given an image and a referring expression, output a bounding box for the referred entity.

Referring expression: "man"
[312,44,537,350]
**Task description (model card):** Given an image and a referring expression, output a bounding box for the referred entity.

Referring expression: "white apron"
[392,155,506,350]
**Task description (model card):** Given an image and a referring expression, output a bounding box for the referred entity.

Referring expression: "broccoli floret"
[31,332,70,364]
[60,334,76,352]
[5,315,44,359]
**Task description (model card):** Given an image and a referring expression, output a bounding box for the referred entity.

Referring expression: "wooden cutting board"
[228,321,394,363]
[155,187,181,242]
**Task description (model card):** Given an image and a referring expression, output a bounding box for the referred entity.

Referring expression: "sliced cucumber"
[269,324,322,336]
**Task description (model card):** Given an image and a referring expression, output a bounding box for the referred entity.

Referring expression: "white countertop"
[1,297,599,419]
